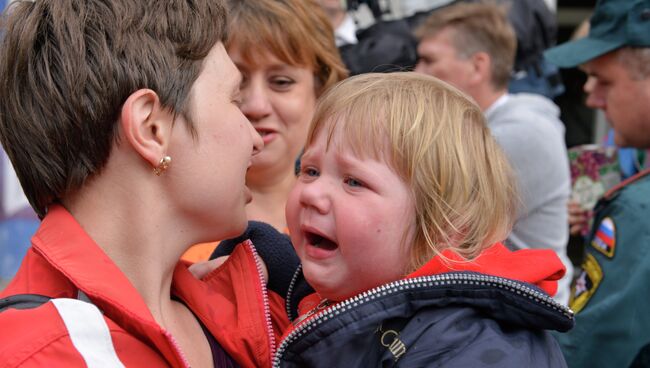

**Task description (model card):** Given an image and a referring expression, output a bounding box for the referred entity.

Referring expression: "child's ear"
[119,89,173,169]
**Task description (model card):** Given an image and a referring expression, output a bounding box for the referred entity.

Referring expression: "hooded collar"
[407,242,565,297]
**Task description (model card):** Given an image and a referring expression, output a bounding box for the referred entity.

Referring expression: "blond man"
[414,2,572,305]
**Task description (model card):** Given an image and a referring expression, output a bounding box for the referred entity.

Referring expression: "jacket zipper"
[285,265,304,320]
[164,330,192,368]
[163,241,275,368]
[272,272,573,367]
[246,241,277,363]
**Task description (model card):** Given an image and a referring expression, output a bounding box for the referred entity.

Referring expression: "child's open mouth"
[305,231,338,251]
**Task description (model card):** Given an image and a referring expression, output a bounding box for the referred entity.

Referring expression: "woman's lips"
[255,128,277,145]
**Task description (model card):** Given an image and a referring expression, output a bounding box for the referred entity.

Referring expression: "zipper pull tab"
[293,299,331,326]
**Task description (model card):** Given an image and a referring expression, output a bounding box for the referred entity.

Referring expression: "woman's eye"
[271,77,295,90]
[239,74,249,89]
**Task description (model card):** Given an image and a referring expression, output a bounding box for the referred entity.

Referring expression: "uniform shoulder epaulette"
[603,168,650,200]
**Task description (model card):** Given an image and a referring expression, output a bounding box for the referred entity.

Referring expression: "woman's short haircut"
[307,72,518,272]
[0,0,228,217]
[226,0,348,95]
[415,2,516,90]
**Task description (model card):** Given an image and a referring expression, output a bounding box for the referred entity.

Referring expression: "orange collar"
[407,242,565,296]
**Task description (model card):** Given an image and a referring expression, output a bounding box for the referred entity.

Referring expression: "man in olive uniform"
[545,0,650,366]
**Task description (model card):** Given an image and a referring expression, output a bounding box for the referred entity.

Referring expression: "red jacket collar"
[31,205,190,366]
[34,205,211,317]
[33,205,155,321]
[12,205,279,367]
[407,242,565,296]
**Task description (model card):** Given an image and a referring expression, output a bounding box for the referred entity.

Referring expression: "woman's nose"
[240,78,272,122]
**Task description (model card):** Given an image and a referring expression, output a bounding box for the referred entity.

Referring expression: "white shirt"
[335,14,358,47]
[484,93,510,116]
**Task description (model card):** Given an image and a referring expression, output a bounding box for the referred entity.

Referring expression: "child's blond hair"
[306,72,517,272]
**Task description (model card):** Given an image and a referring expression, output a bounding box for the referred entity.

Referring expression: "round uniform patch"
[570,253,603,314]
[591,217,616,258]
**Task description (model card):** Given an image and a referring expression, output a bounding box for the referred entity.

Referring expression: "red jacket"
[0,206,289,367]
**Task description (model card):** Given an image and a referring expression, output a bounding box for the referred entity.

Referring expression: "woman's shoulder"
[0,297,167,367]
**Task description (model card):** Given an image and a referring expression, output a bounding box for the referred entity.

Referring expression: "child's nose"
[298,180,331,215]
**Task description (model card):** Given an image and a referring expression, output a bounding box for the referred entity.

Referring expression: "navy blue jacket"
[274,270,573,367]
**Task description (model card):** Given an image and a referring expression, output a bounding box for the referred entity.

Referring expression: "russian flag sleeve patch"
[591,217,616,258]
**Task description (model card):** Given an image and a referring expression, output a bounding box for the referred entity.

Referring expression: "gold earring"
[153,156,171,176]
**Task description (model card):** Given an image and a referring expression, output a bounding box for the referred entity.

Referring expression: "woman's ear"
[119,89,173,169]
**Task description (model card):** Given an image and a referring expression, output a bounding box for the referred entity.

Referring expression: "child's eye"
[344,176,365,188]
[301,167,319,177]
